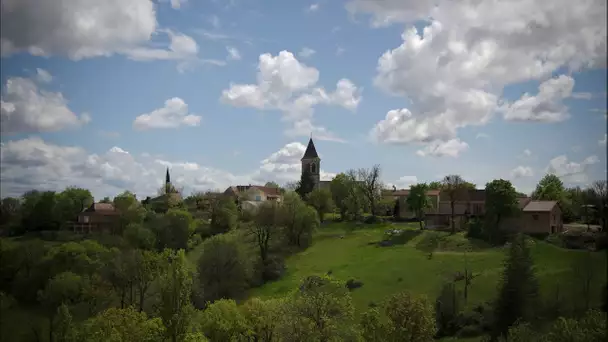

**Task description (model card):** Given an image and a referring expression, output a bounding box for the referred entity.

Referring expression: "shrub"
[466,219,484,239]
[345,279,364,291]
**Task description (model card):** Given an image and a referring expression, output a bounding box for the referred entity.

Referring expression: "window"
[255,195,261,201]
[310,163,316,173]
[81,216,90,223]
[532,214,539,220]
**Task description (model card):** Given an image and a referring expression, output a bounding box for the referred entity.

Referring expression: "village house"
[223,184,283,211]
[73,202,120,234]
[386,186,563,235]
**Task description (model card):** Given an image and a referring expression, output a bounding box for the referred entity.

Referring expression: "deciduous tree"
[359,165,383,217]
[407,183,431,230]
[307,188,334,222]
[485,179,519,243]
[158,250,195,342]
[442,175,466,234]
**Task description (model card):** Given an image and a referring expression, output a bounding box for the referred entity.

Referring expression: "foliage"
[240,297,284,342]
[209,196,238,235]
[358,165,383,217]
[123,223,156,250]
[330,173,352,220]
[199,299,249,341]
[280,192,319,248]
[502,310,607,342]
[360,307,386,341]
[407,183,431,230]
[78,306,165,342]
[296,169,316,199]
[307,188,334,222]
[484,179,519,243]
[279,275,358,341]
[532,174,565,201]
[248,202,281,281]
[158,249,196,342]
[442,175,467,234]
[113,191,146,234]
[153,209,195,250]
[384,291,436,342]
[196,234,253,304]
[435,282,462,337]
[492,233,539,338]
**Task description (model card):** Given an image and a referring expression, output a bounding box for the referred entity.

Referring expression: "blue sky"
[1,0,606,199]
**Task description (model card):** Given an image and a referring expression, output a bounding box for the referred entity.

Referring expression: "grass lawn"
[250,222,607,315]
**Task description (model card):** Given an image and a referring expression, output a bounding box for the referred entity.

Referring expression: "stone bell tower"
[301,137,320,189]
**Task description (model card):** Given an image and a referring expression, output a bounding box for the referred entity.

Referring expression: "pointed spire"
[165,167,171,184]
[301,137,319,160]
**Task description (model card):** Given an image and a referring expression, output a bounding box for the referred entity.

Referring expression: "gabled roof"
[523,200,558,212]
[227,185,282,197]
[301,138,319,160]
[382,189,440,197]
[82,202,119,214]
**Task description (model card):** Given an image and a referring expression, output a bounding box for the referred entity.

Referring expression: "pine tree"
[295,169,315,199]
[492,233,539,339]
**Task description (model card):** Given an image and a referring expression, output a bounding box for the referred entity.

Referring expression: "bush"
[466,219,484,239]
[187,234,203,250]
[456,325,483,338]
[345,279,363,291]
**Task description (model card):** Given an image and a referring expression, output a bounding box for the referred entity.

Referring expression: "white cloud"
[133,97,202,130]
[571,92,593,100]
[523,149,532,157]
[1,0,199,66]
[1,76,90,134]
[0,138,335,199]
[500,75,574,122]
[307,4,320,12]
[475,133,489,139]
[510,166,534,178]
[298,47,316,58]
[361,0,606,153]
[169,0,187,9]
[35,68,53,83]
[545,154,600,183]
[600,134,607,146]
[415,138,469,158]
[226,46,241,60]
[221,50,362,141]
[209,15,221,29]
[390,175,418,189]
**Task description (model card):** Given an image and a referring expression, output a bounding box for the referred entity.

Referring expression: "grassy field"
[250,222,607,314]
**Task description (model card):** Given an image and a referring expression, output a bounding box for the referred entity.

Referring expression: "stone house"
[73,202,120,234]
[500,199,564,234]
[381,188,441,218]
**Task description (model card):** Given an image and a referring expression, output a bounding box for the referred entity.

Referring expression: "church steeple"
[165,167,171,184]
[301,138,319,160]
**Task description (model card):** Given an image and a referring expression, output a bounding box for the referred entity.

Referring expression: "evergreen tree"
[295,169,315,199]
[492,234,539,339]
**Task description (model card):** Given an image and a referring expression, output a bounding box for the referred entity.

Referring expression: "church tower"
[165,167,172,194]
[301,137,320,189]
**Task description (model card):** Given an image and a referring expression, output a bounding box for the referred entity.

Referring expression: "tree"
[485,179,519,243]
[384,291,436,342]
[113,191,146,234]
[588,180,607,231]
[330,173,351,220]
[133,250,163,312]
[435,282,461,337]
[0,197,21,230]
[264,181,280,189]
[279,275,357,341]
[99,197,112,204]
[428,181,442,190]
[158,250,195,342]
[360,307,386,341]
[359,165,383,217]
[241,297,284,342]
[344,169,366,221]
[161,209,195,250]
[307,188,334,222]
[20,190,60,232]
[209,196,238,235]
[38,272,84,342]
[406,183,431,230]
[196,234,252,304]
[442,175,466,234]
[199,299,249,341]
[78,307,165,342]
[102,249,136,309]
[123,223,156,250]
[280,192,319,248]
[249,202,280,266]
[295,169,316,199]
[492,234,539,339]
[55,187,94,227]
[532,174,565,201]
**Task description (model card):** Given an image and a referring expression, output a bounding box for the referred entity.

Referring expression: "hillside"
[250,222,607,313]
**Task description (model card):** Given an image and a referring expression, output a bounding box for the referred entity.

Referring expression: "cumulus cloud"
[0,138,337,199]
[1,76,90,134]
[221,50,362,141]
[415,139,469,158]
[545,154,599,183]
[500,75,574,122]
[1,0,199,65]
[133,97,202,130]
[362,0,606,154]
[386,175,418,189]
[510,166,534,178]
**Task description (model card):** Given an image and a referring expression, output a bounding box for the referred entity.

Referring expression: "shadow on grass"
[415,231,492,253]
[373,229,422,247]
